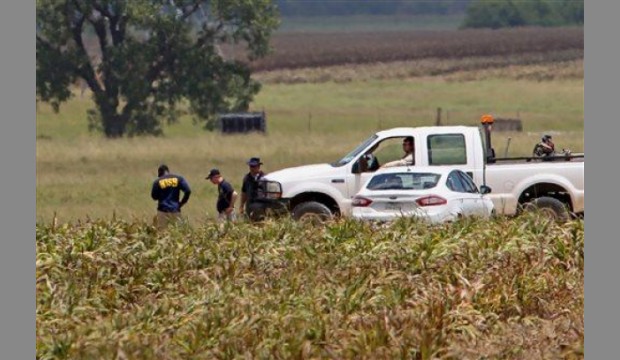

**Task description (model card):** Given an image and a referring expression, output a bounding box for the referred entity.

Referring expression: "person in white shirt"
[382,136,415,168]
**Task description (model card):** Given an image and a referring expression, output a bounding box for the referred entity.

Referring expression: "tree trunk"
[102,114,126,138]
[97,97,126,138]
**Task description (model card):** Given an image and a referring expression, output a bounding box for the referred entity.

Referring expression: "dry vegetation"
[238,27,583,72]
[255,52,583,84]
[36,215,583,359]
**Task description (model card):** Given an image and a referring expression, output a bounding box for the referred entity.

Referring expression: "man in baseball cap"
[205,168,221,180]
[240,157,266,220]
[206,168,237,222]
[247,157,263,167]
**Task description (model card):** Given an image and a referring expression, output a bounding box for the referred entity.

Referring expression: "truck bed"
[488,153,584,165]
[482,156,584,215]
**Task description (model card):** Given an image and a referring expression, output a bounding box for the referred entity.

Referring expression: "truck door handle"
[389,196,398,200]
[331,179,345,183]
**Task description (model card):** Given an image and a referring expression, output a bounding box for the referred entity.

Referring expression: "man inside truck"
[358,136,415,172]
[381,136,415,168]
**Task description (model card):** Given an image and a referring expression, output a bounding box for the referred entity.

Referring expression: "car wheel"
[292,201,333,223]
[523,196,570,222]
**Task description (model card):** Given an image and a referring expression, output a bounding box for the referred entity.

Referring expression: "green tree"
[462,0,583,29]
[36,0,279,137]
[462,0,524,29]
[553,0,584,25]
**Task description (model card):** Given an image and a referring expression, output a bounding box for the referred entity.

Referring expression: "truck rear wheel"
[523,196,570,222]
[292,201,333,223]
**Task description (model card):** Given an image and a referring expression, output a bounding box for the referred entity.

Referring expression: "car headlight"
[258,180,282,199]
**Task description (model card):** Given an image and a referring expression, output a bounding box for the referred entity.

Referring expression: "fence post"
[308,111,312,133]
[436,107,442,126]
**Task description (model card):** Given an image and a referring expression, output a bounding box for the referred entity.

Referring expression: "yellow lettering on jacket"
[158,177,179,189]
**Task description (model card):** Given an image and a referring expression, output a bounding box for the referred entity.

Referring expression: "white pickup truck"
[255,116,584,221]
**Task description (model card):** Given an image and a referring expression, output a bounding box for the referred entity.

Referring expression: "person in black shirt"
[206,168,238,222]
[151,164,191,230]
[239,157,266,220]
[533,134,556,158]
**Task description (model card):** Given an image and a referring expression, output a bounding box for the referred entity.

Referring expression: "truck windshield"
[332,134,378,167]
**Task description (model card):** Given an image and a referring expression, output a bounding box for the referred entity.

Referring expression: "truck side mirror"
[351,160,361,174]
[480,185,492,194]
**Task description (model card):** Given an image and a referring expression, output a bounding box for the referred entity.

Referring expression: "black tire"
[523,196,570,222]
[246,202,267,222]
[292,201,333,223]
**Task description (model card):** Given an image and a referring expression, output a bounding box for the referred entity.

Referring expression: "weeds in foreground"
[36,215,583,359]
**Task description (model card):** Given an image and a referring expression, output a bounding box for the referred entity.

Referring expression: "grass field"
[36,62,584,225]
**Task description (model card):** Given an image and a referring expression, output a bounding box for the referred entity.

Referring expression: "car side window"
[457,171,478,193]
[446,172,466,193]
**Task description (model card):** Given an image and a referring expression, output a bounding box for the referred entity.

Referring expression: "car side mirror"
[480,185,492,194]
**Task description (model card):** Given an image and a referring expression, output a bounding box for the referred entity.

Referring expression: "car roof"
[370,166,459,176]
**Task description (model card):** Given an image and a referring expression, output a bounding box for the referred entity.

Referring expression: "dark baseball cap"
[205,168,221,180]
[247,157,263,166]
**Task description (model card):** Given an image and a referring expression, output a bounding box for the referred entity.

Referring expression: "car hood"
[263,163,339,183]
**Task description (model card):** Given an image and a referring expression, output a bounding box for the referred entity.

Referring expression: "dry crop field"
[237,26,584,72]
[36,215,583,359]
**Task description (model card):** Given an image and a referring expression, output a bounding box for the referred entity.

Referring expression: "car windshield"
[366,172,441,191]
[332,134,378,167]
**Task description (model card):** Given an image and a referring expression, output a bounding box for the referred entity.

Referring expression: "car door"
[445,171,471,216]
[456,170,485,216]
[457,171,493,217]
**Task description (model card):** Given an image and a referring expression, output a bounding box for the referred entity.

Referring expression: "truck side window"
[427,134,467,165]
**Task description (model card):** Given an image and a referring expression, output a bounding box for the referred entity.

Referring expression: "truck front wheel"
[523,196,570,222]
[292,201,333,223]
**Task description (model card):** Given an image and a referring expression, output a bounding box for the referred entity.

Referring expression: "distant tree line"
[463,0,584,28]
[275,0,471,17]
[275,0,583,29]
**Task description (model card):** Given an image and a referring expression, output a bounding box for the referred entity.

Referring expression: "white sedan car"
[351,167,495,223]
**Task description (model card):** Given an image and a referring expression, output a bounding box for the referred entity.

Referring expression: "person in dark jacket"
[151,164,191,230]
[533,134,556,159]
[239,157,266,220]
[206,168,238,222]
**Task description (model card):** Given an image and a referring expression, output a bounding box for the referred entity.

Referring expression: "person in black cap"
[240,157,266,219]
[151,164,191,230]
[206,168,238,222]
